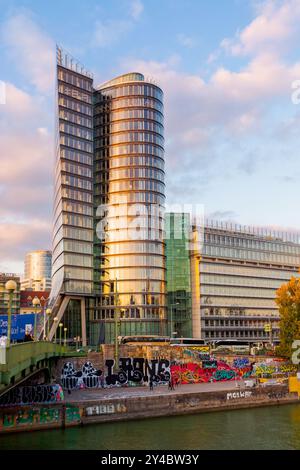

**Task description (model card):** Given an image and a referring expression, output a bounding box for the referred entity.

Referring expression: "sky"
[0,0,300,274]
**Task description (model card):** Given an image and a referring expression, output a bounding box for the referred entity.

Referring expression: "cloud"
[0,80,53,270]
[92,0,143,48]
[130,0,144,20]
[0,220,51,267]
[221,0,300,57]
[1,12,55,93]
[92,19,132,48]
[177,33,196,48]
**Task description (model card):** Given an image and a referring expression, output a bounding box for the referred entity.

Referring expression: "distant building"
[199,221,300,343]
[20,290,50,314]
[0,273,20,315]
[21,250,52,292]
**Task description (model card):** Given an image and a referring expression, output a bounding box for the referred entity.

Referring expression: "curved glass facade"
[92,73,166,342]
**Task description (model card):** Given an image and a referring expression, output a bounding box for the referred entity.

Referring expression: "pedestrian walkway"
[65,380,246,403]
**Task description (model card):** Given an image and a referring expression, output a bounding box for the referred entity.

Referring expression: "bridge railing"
[0,342,64,371]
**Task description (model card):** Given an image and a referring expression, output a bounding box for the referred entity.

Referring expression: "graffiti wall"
[171,358,253,384]
[61,358,171,390]
[0,404,81,433]
[0,384,64,407]
[253,360,298,377]
[59,355,298,389]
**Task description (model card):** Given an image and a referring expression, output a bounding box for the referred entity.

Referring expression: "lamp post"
[64,327,67,348]
[59,322,63,346]
[53,317,58,343]
[32,296,41,341]
[4,280,17,347]
[46,308,52,340]
[170,302,180,338]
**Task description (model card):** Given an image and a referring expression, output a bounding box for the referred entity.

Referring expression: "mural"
[61,362,103,390]
[59,355,297,389]
[0,405,81,432]
[60,358,170,389]
[0,384,64,406]
[253,360,298,377]
[170,358,253,384]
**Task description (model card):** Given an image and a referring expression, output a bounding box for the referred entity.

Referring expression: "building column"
[81,298,87,347]
[190,225,201,338]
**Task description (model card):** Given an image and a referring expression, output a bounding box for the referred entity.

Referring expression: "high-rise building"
[49,48,166,344]
[21,250,52,291]
[90,73,166,344]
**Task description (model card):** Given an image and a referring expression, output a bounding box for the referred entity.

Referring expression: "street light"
[32,296,41,341]
[59,322,63,345]
[46,308,52,340]
[53,317,58,343]
[169,302,180,338]
[64,327,67,348]
[4,280,17,347]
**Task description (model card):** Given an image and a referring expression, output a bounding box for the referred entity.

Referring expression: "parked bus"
[210,340,250,354]
[170,338,207,347]
[119,335,170,346]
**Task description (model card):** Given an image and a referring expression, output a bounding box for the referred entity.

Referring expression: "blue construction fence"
[0,314,36,341]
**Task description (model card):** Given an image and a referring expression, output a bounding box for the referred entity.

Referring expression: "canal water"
[1,404,300,450]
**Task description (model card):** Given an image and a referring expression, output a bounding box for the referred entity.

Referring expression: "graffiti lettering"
[85,403,126,416]
[0,384,64,407]
[227,391,253,400]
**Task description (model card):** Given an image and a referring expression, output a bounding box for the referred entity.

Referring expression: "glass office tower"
[52,47,94,299]
[91,73,166,343]
[49,47,94,342]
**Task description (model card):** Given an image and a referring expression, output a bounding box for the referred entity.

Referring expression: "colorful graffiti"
[0,384,64,407]
[60,356,298,389]
[61,358,171,389]
[0,405,81,432]
[170,359,253,384]
[253,361,298,377]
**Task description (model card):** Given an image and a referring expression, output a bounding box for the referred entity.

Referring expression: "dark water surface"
[1,404,300,450]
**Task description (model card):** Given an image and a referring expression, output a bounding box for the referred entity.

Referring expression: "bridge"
[0,342,73,393]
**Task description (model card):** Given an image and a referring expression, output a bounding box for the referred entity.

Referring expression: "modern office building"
[199,221,300,343]
[49,48,94,344]
[165,213,192,338]
[0,273,20,316]
[49,47,166,344]
[90,73,166,344]
[21,250,52,291]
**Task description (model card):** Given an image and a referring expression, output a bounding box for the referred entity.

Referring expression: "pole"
[47,316,50,341]
[59,324,62,345]
[7,290,13,347]
[115,279,119,370]
[43,305,46,340]
[34,305,38,341]
[170,305,173,338]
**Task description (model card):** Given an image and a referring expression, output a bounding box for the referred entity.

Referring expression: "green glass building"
[165,213,192,338]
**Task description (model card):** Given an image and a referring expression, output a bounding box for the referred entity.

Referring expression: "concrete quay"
[0,382,299,435]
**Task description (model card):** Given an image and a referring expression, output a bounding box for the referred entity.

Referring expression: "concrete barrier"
[0,385,298,435]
